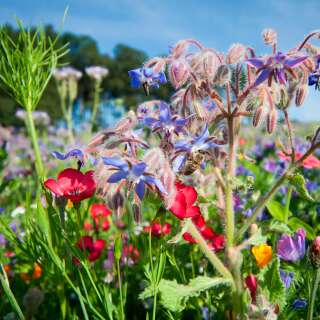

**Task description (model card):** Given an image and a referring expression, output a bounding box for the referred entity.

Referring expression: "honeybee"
[180,150,206,175]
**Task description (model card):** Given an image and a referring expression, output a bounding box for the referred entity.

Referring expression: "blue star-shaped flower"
[102,157,166,200]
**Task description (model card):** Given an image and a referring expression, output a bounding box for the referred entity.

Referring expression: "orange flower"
[252,244,272,268]
[32,263,42,279]
[3,264,11,274]
[67,199,73,209]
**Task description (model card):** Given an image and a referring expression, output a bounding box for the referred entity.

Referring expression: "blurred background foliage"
[0,24,172,127]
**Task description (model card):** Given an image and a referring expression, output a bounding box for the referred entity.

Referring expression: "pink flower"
[278,151,320,169]
[75,236,105,263]
[144,222,171,237]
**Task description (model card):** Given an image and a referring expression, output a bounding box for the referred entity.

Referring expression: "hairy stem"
[117,258,125,320]
[307,268,320,320]
[186,220,235,287]
[284,185,293,224]
[90,79,101,133]
[226,116,236,248]
[237,142,320,239]
[26,109,44,178]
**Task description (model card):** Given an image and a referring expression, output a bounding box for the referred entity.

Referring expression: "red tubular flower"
[44,168,96,202]
[169,182,200,219]
[123,244,140,264]
[76,236,105,263]
[245,274,258,303]
[144,222,171,237]
[278,151,320,169]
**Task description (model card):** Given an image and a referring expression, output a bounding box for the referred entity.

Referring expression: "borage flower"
[277,228,306,262]
[280,269,294,289]
[102,157,166,200]
[308,57,320,90]
[144,222,171,238]
[44,168,96,202]
[247,52,307,86]
[74,236,105,264]
[128,67,167,95]
[142,102,188,137]
[52,148,97,167]
[173,125,220,172]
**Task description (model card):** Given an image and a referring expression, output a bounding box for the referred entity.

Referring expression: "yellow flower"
[67,199,73,209]
[252,244,272,268]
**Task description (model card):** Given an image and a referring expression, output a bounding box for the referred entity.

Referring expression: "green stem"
[26,109,44,178]
[66,101,74,144]
[186,221,235,288]
[152,288,157,320]
[307,268,320,320]
[226,116,235,248]
[117,258,125,320]
[284,185,293,224]
[90,80,101,133]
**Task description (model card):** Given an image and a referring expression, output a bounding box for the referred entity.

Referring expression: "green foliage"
[288,217,316,240]
[0,19,67,111]
[288,172,314,202]
[140,276,231,313]
[258,258,286,309]
[266,199,292,223]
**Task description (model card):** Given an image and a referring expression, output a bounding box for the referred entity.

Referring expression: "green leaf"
[156,277,231,312]
[258,258,286,309]
[288,173,314,202]
[266,200,292,223]
[288,217,315,240]
[246,228,267,246]
[269,221,292,234]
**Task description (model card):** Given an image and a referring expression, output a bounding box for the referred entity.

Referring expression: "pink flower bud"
[262,28,277,46]
[295,85,308,107]
[168,59,190,89]
[252,106,264,127]
[226,43,246,64]
[266,109,277,134]
[309,236,320,268]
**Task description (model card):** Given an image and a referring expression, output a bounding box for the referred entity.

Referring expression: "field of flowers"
[1,22,320,320]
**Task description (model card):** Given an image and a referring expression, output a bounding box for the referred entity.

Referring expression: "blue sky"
[1,0,320,121]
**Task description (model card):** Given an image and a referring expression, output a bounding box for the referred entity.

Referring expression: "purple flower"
[292,299,307,309]
[142,102,188,136]
[102,157,166,200]
[0,234,7,246]
[263,158,278,173]
[173,125,220,171]
[308,57,320,90]
[128,67,167,94]
[247,52,307,87]
[277,228,306,262]
[280,269,294,289]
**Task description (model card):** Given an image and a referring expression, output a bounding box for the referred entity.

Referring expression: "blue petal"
[102,157,128,170]
[135,180,145,200]
[194,125,209,144]
[143,175,166,194]
[52,149,84,160]
[284,56,307,68]
[173,154,187,172]
[143,67,154,78]
[143,117,157,127]
[158,71,167,84]
[159,103,171,123]
[132,162,147,177]
[254,69,271,86]
[246,58,264,69]
[108,170,128,183]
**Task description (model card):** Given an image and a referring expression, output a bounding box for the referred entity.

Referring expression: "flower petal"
[254,69,271,86]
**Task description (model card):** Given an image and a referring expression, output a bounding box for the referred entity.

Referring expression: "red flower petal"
[93,239,105,252]
[169,192,187,219]
[44,178,64,197]
[77,236,93,251]
[178,185,197,207]
[182,232,197,244]
[185,205,201,218]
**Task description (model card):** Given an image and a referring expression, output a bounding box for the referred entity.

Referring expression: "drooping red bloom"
[144,222,171,237]
[278,151,320,169]
[90,203,111,231]
[44,168,96,202]
[245,274,258,303]
[75,236,105,263]
[169,182,201,219]
[182,214,225,251]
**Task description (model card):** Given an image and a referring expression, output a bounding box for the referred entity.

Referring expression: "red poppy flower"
[44,168,96,202]
[90,204,111,219]
[144,222,171,237]
[83,221,93,231]
[76,236,105,263]
[278,151,320,169]
[169,182,201,219]
[245,274,258,303]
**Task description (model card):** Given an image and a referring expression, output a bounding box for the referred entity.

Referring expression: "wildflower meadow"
[1,13,320,320]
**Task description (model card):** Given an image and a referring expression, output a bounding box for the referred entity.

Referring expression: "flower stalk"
[307,268,320,320]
